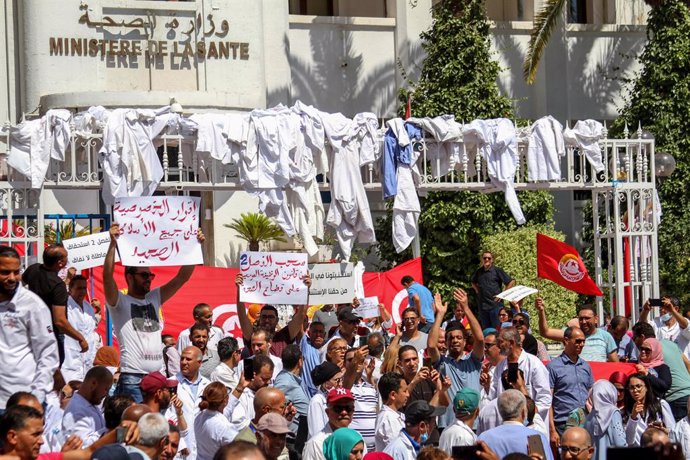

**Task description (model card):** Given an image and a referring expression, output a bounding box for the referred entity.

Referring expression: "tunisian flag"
[536,233,603,296]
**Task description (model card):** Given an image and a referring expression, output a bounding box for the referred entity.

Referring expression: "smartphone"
[243,357,254,381]
[116,426,126,444]
[451,445,481,460]
[169,386,177,395]
[359,336,368,348]
[649,298,663,307]
[508,362,519,383]
[422,357,432,369]
[527,434,546,459]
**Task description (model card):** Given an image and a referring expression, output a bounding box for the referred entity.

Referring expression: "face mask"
[420,432,429,444]
[661,313,672,323]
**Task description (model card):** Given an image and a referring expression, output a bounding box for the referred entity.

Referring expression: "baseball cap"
[338,307,360,322]
[311,361,341,387]
[482,328,498,336]
[404,400,445,425]
[256,412,292,434]
[327,387,355,405]
[453,388,480,414]
[140,371,177,394]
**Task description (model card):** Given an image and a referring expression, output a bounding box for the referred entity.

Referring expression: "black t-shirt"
[22,263,68,311]
[405,378,441,446]
[471,266,512,311]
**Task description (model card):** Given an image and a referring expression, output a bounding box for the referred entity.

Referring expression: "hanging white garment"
[5,109,73,188]
[407,115,464,178]
[353,112,381,166]
[563,119,605,173]
[463,118,526,225]
[527,116,565,181]
[292,101,329,176]
[392,147,421,253]
[189,113,233,164]
[99,106,177,205]
[73,106,109,137]
[322,112,376,260]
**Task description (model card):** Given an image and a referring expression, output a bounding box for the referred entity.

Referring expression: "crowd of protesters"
[2,231,690,460]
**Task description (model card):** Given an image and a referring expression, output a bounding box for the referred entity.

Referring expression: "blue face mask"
[661,313,672,323]
[420,432,429,444]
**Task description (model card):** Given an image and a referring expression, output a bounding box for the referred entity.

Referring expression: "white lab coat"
[527,116,565,181]
[61,297,100,382]
[563,119,605,173]
[463,118,526,224]
[407,115,464,178]
[176,372,211,460]
[390,129,421,254]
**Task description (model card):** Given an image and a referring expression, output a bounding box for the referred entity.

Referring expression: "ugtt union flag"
[536,233,603,296]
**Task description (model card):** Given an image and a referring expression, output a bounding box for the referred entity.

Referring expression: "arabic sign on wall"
[307,263,356,306]
[63,231,119,270]
[238,251,309,305]
[113,196,203,267]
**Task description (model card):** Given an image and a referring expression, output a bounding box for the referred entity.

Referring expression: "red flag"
[404,93,411,120]
[536,233,603,296]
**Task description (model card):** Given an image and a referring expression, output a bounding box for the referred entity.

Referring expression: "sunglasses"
[484,342,497,349]
[135,272,156,280]
[403,317,418,322]
[332,404,355,413]
[573,339,586,345]
[483,257,493,260]
[512,320,526,326]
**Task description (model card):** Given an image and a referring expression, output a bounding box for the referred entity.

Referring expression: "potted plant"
[224,212,286,251]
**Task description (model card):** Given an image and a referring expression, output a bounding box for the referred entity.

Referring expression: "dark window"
[568,0,587,23]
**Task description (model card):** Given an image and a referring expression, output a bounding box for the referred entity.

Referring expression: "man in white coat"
[176,346,211,460]
[62,274,100,382]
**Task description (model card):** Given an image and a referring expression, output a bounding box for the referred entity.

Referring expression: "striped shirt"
[350,380,379,452]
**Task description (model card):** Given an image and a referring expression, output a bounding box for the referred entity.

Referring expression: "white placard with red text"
[239,251,308,305]
[113,196,203,267]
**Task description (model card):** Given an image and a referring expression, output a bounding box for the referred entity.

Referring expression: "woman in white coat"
[194,382,238,460]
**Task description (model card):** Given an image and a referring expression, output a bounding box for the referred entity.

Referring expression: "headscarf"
[609,371,629,387]
[323,428,363,460]
[587,380,619,436]
[93,346,120,367]
[640,338,665,369]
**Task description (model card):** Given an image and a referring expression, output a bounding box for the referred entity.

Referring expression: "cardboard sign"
[495,285,539,303]
[113,196,203,267]
[63,231,119,270]
[356,296,380,319]
[308,263,356,305]
[239,251,308,304]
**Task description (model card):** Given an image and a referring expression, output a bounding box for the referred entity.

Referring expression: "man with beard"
[0,246,59,411]
[230,355,275,432]
[210,337,242,389]
[479,329,503,407]
[141,371,188,433]
[188,323,220,380]
[177,346,211,460]
[303,388,360,460]
[104,223,205,402]
[300,321,327,397]
[62,366,114,447]
[177,303,226,352]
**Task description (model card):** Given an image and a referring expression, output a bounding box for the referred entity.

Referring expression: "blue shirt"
[580,328,617,362]
[437,354,482,428]
[547,353,594,423]
[299,335,322,397]
[478,424,554,460]
[383,123,422,199]
[273,369,310,433]
[614,332,638,362]
[407,283,434,324]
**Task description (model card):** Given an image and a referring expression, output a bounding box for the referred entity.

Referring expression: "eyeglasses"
[629,384,645,391]
[330,346,348,352]
[512,320,526,326]
[640,347,652,353]
[559,446,590,456]
[499,312,509,318]
[135,272,156,280]
[332,404,355,413]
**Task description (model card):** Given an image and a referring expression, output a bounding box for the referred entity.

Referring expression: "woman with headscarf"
[584,380,626,460]
[623,372,675,446]
[635,338,672,398]
[324,428,364,460]
[608,371,628,411]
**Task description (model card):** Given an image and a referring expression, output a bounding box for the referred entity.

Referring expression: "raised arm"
[234,273,254,341]
[160,229,205,304]
[666,297,689,330]
[455,288,484,361]
[427,292,448,365]
[535,297,564,341]
[640,300,651,323]
[286,274,312,340]
[103,223,121,307]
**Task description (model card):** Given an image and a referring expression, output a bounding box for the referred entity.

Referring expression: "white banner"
[308,263,355,305]
[356,296,380,319]
[63,231,119,270]
[113,196,203,267]
[495,285,539,303]
[239,251,309,305]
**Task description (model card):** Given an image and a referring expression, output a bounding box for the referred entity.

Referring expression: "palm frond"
[523,0,567,84]
[224,213,286,249]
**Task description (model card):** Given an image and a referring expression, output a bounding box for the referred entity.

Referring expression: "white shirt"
[193,410,238,460]
[229,387,256,432]
[527,116,565,181]
[375,405,405,452]
[42,392,65,453]
[177,325,226,354]
[0,284,58,407]
[176,372,211,460]
[625,399,676,446]
[62,296,100,382]
[490,351,552,425]
[439,419,477,453]
[108,289,164,374]
[62,393,106,447]
[236,354,283,384]
[210,362,239,389]
[383,430,417,460]
[302,426,331,460]
[307,391,329,437]
[670,416,690,460]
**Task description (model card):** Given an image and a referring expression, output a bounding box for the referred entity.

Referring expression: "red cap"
[327,387,355,405]
[140,371,177,394]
